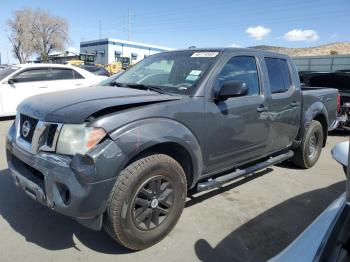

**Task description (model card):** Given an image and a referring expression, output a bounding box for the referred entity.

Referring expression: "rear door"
[264,57,301,152]
[46,67,87,91]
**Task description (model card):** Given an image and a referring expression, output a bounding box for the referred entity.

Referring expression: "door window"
[47,68,85,80]
[48,68,74,80]
[73,70,84,79]
[265,58,292,94]
[13,68,49,83]
[217,56,260,95]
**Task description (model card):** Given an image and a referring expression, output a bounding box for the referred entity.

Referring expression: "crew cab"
[0,63,106,117]
[6,48,338,250]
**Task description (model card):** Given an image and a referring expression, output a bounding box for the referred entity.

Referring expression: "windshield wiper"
[113,82,165,94]
[110,81,125,87]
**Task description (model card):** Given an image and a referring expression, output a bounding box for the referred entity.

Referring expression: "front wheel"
[104,154,187,250]
[292,120,324,169]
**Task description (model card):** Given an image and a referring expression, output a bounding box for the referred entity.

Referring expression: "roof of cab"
[15,63,77,69]
[160,47,291,59]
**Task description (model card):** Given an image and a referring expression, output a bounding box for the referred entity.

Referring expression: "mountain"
[250,42,350,56]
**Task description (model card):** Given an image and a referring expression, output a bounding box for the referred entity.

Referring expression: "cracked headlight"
[56,124,106,155]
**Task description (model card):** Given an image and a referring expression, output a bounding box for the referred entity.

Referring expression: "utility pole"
[127,9,132,41]
[99,20,102,40]
[99,20,102,65]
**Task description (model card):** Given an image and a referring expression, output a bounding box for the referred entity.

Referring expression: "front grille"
[46,124,58,147]
[19,114,38,143]
[15,113,62,153]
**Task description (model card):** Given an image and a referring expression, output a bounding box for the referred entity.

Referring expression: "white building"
[80,38,173,65]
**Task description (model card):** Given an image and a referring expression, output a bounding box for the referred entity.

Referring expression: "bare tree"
[7,8,35,63]
[7,8,69,63]
[31,9,69,63]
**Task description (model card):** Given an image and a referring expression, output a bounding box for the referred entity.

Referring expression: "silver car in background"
[271,140,349,261]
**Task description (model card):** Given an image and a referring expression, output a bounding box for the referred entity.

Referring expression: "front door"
[204,55,270,174]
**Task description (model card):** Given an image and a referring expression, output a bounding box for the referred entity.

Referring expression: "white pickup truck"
[0,63,106,116]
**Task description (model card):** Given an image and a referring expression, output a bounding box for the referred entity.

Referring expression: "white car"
[0,64,106,116]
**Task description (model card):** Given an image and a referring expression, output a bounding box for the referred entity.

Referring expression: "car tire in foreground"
[104,154,187,250]
[292,120,324,169]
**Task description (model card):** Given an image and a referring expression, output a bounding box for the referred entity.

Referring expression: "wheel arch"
[313,113,328,146]
[124,142,195,189]
[296,101,329,147]
[109,118,204,189]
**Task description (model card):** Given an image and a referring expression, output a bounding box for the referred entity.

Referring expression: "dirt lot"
[0,118,347,262]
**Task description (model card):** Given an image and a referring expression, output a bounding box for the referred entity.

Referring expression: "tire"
[104,154,187,250]
[292,120,324,169]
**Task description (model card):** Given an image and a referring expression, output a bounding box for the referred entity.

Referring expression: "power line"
[132,10,350,35]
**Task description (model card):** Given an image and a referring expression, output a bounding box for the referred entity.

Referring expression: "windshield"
[105,50,220,95]
[0,66,19,81]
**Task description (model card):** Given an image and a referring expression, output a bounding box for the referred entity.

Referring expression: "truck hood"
[17,86,180,123]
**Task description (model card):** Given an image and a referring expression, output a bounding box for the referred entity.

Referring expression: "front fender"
[109,118,203,188]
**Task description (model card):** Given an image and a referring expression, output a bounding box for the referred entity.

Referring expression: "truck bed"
[302,87,339,130]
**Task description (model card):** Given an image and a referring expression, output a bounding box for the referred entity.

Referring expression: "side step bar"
[197,150,294,192]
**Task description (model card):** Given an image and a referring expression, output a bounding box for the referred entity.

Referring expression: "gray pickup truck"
[6,48,338,250]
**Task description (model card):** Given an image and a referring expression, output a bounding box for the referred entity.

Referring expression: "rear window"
[265,58,292,94]
[79,66,107,76]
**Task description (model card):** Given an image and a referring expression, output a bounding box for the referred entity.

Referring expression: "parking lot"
[0,118,347,262]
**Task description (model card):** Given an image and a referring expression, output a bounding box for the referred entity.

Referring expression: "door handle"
[257,105,268,112]
[291,102,299,107]
[38,86,48,88]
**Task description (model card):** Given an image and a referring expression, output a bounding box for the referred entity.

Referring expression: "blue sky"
[0,0,349,63]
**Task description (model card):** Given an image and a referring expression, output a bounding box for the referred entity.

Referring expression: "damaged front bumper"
[6,123,127,230]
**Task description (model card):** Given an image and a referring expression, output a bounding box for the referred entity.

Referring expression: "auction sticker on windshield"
[186,70,202,81]
[191,52,219,58]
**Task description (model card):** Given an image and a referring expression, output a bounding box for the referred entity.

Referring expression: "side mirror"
[7,79,14,85]
[332,141,349,175]
[216,81,248,100]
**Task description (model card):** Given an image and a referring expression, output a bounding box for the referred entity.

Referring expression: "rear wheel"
[104,154,187,250]
[292,120,324,169]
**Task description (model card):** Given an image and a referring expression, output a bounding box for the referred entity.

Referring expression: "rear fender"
[295,101,328,146]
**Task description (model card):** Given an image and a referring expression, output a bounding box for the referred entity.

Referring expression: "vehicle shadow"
[329,129,350,137]
[0,169,130,254]
[186,168,273,208]
[194,180,346,262]
[0,116,15,121]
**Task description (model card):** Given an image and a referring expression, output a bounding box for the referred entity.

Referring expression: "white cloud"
[283,29,319,42]
[246,26,271,40]
[230,43,241,48]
